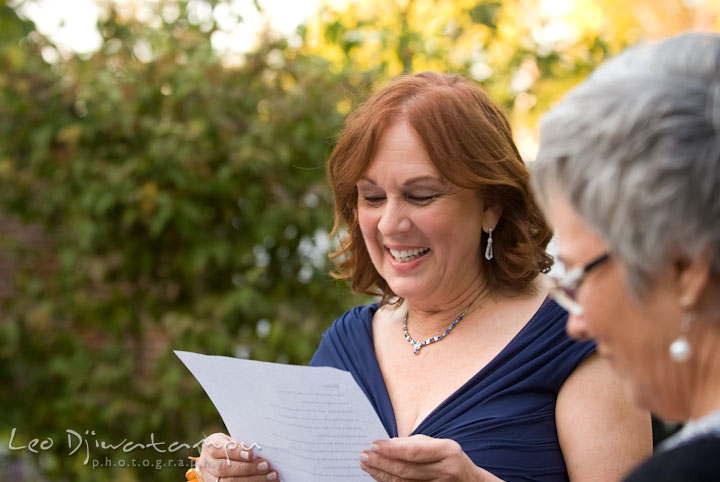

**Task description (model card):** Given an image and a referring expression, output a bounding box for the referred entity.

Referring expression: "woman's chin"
[386,282,434,304]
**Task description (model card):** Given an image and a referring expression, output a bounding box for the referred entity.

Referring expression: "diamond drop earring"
[485,227,494,261]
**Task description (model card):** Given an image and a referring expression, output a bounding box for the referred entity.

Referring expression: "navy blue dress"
[310,299,595,482]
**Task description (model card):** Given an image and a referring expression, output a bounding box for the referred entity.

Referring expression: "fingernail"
[240,451,250,460]
[266,472,277,480]
[258,461,269,471]
[359,453,369,463]
[371,444,380,453]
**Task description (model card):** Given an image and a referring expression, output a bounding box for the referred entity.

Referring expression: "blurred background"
[1,0,718,480]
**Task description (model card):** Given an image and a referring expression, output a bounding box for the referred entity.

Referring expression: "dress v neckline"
[365,297,553,437]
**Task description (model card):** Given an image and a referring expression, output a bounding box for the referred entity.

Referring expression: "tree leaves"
[0,3,362,480]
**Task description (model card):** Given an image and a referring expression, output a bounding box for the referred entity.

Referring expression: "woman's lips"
[388,247,430,263]
[384,246,430,271]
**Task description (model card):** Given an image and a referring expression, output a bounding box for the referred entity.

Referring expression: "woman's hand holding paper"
[359,435,502,482]
[198,432,278,481]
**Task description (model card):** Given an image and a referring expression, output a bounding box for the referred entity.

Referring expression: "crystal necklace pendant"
[403,309,467,355]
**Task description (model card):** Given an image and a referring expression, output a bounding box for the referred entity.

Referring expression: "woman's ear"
[482,202,503,232]
[676,248,712,308]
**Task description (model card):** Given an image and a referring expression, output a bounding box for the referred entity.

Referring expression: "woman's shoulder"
[313,303,379,353]
[624,435,720,481]
[501,295,595,386]
[326,303,380,333]
[517,295,575,342]
[509,275,568,329]
[309,302,380,368]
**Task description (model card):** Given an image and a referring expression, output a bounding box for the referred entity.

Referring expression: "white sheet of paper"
[175,350,389,481]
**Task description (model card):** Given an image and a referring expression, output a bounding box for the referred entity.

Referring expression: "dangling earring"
[485,227,494,261]
[669,311,694,362]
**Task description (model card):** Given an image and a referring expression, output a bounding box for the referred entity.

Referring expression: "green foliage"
[0,2,368,480]
[468,2,502,29]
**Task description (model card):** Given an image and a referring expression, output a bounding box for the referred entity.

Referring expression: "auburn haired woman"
[196,72,651,482]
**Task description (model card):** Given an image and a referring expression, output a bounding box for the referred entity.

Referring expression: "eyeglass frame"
[548,252,611,315]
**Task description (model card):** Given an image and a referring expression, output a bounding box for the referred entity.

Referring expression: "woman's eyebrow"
[403,175,444,187]
[357,175,444,186]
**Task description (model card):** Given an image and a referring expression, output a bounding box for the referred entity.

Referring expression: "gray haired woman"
[532,32,720,481]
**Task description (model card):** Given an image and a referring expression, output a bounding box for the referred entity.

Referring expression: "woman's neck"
[401,275,544,339]
[687,326,720,419]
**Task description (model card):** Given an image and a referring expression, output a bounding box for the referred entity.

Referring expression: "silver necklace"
[402,308,468,355]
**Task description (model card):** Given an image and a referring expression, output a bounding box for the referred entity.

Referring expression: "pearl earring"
[485,227,494,261]
[669,311,694,362]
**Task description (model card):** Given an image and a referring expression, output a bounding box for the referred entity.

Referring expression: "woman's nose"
[566,313,592,341]
[377,200,412,236]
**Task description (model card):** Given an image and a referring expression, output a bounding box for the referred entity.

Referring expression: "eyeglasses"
[549,252,610,315]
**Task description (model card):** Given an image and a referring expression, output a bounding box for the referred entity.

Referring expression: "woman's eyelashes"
[361,195,385,206]
[406,194,438,204]
[359,192,441,206]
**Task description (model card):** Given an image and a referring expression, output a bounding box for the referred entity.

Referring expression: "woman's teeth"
[389,247,430,263]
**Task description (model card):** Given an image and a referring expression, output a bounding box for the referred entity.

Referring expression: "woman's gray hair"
[532,32,720,295]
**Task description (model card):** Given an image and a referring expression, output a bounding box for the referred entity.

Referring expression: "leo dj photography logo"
[7,428,260,469]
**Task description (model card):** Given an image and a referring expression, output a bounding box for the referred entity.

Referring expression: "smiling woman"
[328,73,554,304]
[308,72,650,482]
[354,119,489,309]
[532,32,720,481]
[195,72,652,482]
